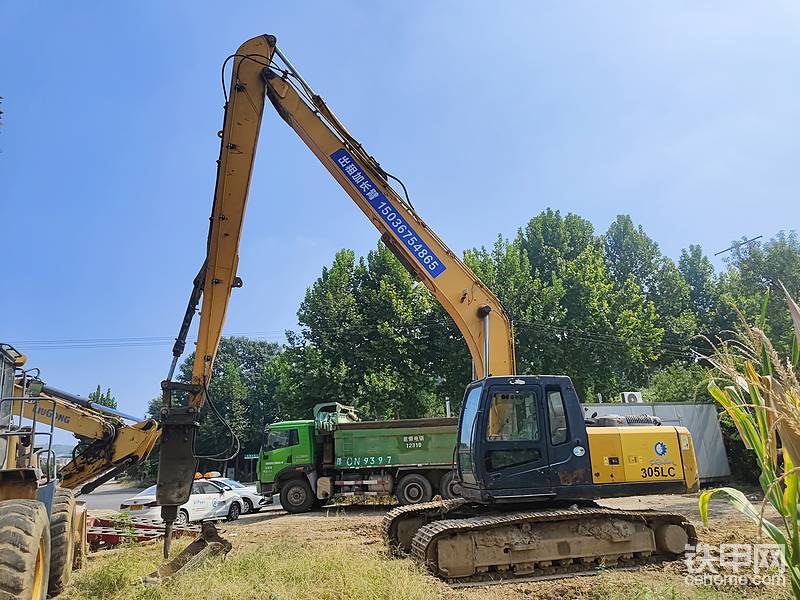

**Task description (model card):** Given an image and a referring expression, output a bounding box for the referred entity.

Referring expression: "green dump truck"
[256,403,458,513]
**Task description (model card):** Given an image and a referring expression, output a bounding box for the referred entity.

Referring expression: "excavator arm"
[261,57,515,380]
[7,376,160,493]
[157,33,515,552]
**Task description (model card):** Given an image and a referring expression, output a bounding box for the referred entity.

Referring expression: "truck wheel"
[0,499,51,600]
[280,478,315,513]
[48,488,76,596]
[438,471,459,500]
[396,473,433,505]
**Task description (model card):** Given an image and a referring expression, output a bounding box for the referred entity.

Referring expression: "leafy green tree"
[464,211,666,401]
[88,385,117,409]
[718,232,800,355]
[678,244,719,333]
[604,215,661,290]
[178,337,283,473]
[643,363,712,403]
[279,245,452,420]
[464,234,564,378]
[126,338,284,481]
[521,208,597,275]
[604,215,696,359]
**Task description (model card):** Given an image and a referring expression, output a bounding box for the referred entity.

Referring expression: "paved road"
[80,482,283,514]
[81,484,145,511]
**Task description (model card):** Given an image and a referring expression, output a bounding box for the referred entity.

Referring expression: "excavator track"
[383,498,471,553]
[384,503,697,584]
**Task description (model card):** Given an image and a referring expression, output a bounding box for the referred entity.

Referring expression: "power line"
[9,331,287,351]
[10,315,711,360]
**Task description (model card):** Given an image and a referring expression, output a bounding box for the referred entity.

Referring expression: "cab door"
[544,383,591,489]
[260,427,300,483]
[477,384,552,497]
[186,481,216,520]
[182,481,208,521]
[456,383,484,487]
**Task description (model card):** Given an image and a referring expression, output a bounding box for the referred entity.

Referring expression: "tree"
[462,211,666,401]
[604,215,661,290]
[278,249,366,418]
[88,385,116,409]
[126,338,284,482]
[177,337,284,474]
[279,244,455,420]
[465,234,564,379]
[678,244,719,333]
[718,232,800,355]
[73,386,118,467]
[604,215,697,360]
[642,363,712,403]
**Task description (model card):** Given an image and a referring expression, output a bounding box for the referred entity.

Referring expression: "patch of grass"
[586,577,783,600]
[62,537,442,600]
[469,567,791,600]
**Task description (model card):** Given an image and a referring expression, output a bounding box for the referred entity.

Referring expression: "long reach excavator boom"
[157,32,514,546]
[156,34,699,582]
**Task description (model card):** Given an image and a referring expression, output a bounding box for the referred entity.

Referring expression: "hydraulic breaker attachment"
[156,381,201,558]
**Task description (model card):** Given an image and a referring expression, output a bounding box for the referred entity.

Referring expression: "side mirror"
[219,489,225,495]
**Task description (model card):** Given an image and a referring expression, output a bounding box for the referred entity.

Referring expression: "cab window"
[547,389,568,445]
[264,428,299,451]
[191,481,217,495]
[457,385,483,484]
[485,391,541,471]
[486,392,539,441]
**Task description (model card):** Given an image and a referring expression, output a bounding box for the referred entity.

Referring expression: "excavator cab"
[456,375,700,507]
[456,375,591,504]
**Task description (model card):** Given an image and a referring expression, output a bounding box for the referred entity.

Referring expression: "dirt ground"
[216,492,790,600]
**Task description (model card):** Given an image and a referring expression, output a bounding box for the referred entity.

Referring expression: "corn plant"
[700,283,800,597]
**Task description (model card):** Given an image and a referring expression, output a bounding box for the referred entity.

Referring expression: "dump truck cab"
[257,419,316,498]
[456,375,699,504]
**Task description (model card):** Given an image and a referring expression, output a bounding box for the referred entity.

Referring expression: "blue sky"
[2,2,798,442]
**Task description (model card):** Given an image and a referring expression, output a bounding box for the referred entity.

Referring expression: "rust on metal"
[557,467,589,486]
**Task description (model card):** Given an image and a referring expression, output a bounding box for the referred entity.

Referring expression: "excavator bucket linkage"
[143,522,232,585]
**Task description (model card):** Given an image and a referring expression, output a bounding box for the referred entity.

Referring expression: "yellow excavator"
[0,342,160,598]
[155,34,700,583]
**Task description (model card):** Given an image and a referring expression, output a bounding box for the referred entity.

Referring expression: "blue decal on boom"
[330,148,446,278]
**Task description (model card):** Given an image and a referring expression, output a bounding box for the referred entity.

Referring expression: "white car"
[119,479,245,525]
[208,478,267,514]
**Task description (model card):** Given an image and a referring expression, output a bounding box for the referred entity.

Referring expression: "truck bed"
[333,418,458,469]
[336,417,458,430]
